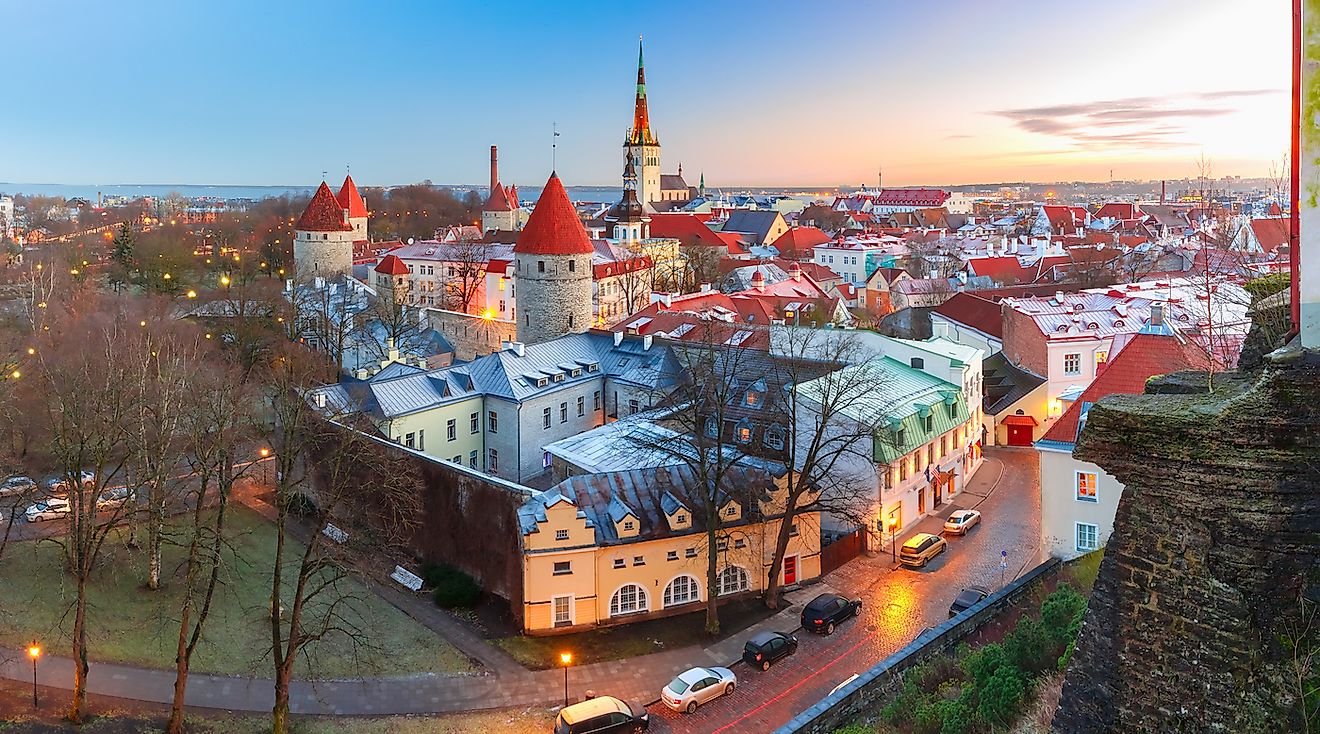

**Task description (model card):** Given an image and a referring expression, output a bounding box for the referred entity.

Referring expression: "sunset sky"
[1,0,1292,188]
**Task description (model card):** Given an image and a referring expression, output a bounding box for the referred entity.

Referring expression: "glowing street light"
[187,290,197,299]
[886,516,898,563]
[10,370,20,379]
[27,642,40,707]
[560,652,573,707]
[220,275,231,286]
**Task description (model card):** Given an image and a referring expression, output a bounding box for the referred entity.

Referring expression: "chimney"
[643,334,653,350]
[1150,302,1164,327]
[490,145,498,195]
[1160,180,1166,205]
[505,340,525,357]
[613,330,624,346]
[354,368,369,380]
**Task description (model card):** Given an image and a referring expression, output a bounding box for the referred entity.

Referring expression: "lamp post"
[27,642,40,708]
[559,652,573,707]
[259,448,271,485]
[886,517,898,563]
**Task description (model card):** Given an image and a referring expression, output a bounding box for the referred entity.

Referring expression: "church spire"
[626,36,658,147]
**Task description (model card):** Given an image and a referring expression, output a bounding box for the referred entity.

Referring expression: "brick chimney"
[490,145,499,196]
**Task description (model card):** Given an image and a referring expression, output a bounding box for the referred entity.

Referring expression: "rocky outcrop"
[1052,349,1320,733]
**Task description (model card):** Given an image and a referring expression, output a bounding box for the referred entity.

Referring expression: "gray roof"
[982,351,1045,415]
[722,210,785,243]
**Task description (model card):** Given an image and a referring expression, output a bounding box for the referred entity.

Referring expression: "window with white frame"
[612,558,625,569]
[1076,471,1098,502]
[552,561,572,575]
[447,419,456,441]
[716,566,750,596]
[663,575,701,607]
[1064,353,1081,375]
[765,425,785,451]
[542,407,551,429]
[609,584,647,616]
[1075,522,1099,552]
[554,529,569,541]
[552,595,572,627]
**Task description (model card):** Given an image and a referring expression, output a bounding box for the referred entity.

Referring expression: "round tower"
[514,173,594,345]
[374,254,411,304]
[293,181,354,277]
[336,175,369,243]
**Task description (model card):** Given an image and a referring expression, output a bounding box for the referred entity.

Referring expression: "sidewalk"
[0,583,833,715]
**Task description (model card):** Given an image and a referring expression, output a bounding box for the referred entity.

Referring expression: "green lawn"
[0,507,472,678]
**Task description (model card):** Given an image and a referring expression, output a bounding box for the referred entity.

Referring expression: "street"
[642,447,1041,733]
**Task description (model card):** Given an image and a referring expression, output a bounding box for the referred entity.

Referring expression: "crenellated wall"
[1052,352,1320,733]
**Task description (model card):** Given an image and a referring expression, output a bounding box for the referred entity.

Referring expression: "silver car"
[26,497,71,522]
[0,476,36,498]
[661,666,736,714]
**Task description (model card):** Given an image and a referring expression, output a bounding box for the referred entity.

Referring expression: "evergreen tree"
[110,223,136,291]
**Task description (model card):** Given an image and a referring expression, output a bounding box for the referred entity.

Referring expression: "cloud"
[992,89,1282,151]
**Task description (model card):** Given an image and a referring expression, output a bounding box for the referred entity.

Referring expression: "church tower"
[293,181,355,277]
[514,173,594,345]
[624,38,661,205]
[611,150,650,246]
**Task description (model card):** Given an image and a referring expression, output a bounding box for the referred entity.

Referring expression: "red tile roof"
[296,182,352,232]
[514,174,593,256]
[966,255,1068,285]
[336,175,368,219]
[1042,205,1089,233]
[648,213,727,247]
[374,254,410,275]
[867,188,949,207]
[768,226,831,259]
[1249,218,1289,253]
[1093,202,1139,221]
[931,292,1002,338]
[484,183,516,212]
[1040,332,1210,445]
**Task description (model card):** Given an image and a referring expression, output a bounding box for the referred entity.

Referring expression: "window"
[927,445,934,466]
[910,357,924,369]
[632,555,644,566]
[744,390,762,407]
[1076,471,1098,502]
[593,390,601,410]
[677,513,687,524]
[452,455,461,463]
[765,425,786,451]
[736,423,752,444]
[1076,523,1099,552]
[940,436,947,457]
[447,419,456,441]
[924,415,933,432]
[404,432,416,449]
[418,430,425,450]
[554,529,569,541]
[537,260,545,273]
[568,259,576,272]
[543,451,552,468]
[612,558,625,569]
[734,538,747,549]
[623,520,634,531]
[468,450,477,468]
[1096,350,1109,366]
[543,407,551,429]
[553,595,572,627]
[552,561,572,575]
[577,396,585,416]
[560,402,568,423]
[725,505,738,518]
[609,584,647,616]
[488,411,498,433]
[716,567,750,596]
[666,550,678,561]
[789,523,800,536]
[628,399,639,415]
[488,448,498,473]
[685,547,698,558]
[896,428,906,447]
[470,412,479,433]
[1064,353,1081,375]
[663,575,701,607]
[705,418,720,439]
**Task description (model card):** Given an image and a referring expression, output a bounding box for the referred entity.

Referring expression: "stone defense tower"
[374,253,411,304]
[336,174,369,243]
[624,38,661,205]
[293,181,355,278]
[514,173,593,345]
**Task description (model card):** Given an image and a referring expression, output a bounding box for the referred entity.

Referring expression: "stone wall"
[1053,353,1320,733]
[514,252,593,345]
[427,307,515,361]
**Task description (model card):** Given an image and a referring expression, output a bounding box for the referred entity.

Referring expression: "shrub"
[913,699,973,734]
[976,665,1027,725]
[832,725,875,734]
[961,642,1009,688]
[1005,617,1059,675]
[1041,584,1087,646]
[425,564,482,608]
[284,491,318,517]
[1243,272,1290,302]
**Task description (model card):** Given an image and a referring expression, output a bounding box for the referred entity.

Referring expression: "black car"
[948,586,991,618]
[800,592,862,635]
[742,630,798,671]
[554,695,649,734]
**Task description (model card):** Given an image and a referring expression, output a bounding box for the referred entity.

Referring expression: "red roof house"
[768,226,831,259]
[374,253,410,275]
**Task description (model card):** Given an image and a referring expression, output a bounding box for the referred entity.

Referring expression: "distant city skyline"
[2,0,1291,189]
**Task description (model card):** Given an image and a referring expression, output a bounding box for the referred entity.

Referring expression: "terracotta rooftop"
[336,175,368,219]
[931,292,1003,339]
[296,182,352,232]
[514,174,593,256]
[374,254,410,275]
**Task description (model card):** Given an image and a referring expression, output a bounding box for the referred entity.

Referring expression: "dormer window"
[924,415,933,432]
[571,368,582,377]
[910,357,925,369]
[765,425,786,451]
[587,363,599,372]
[623,520,634,531]
[736,421,753,444]
[724,505,737,518]
[677,514,687,524]
[895,428,906,447]
[553,373,564,382]
[536,378,548,388]
[744,390,762,407]
[705,418,720,439]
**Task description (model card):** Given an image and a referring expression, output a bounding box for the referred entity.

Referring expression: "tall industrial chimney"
[490,145,498,196]
[1160,180,1166,205]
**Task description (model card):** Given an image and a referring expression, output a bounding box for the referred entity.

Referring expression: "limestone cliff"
[1052,353,1320,732]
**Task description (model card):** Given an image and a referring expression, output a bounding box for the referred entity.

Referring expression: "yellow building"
[518,465,821,634]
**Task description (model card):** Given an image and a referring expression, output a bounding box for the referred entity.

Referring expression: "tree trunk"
[763,508,797,610]
[68,576,89,723]
[166,598,191,734]
[147,501,162,590]
[705,525,720,637]
[271,681,291,734]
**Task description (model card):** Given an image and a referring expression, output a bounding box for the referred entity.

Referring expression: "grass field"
[0,507,472,678]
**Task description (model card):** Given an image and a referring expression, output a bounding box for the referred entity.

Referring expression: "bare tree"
[439,239,497,313]
[261,344,421,734]
[677,244,723,294]
[353,291,430,368]
[1281,590,1318,733]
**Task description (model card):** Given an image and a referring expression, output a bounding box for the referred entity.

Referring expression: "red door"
[1007,424,1032,446]
[784,555,798,585]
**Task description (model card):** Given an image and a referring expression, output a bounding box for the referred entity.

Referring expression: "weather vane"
[552,123,560,171]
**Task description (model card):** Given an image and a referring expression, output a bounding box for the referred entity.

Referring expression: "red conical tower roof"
[297,182,353,232]
[483,183,515,212]
[336,175,368,219]
[374,254,409,275]
[515,174,592,256]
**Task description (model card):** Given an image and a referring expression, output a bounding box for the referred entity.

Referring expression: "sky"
[0,0,1293,189]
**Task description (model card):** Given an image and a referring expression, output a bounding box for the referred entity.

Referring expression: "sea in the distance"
[0,182,631,204]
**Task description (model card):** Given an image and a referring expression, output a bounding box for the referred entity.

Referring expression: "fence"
[820,528,866,574]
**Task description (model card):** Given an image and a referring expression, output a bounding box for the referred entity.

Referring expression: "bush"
[424,564,482,608]
[913,699,973,734]
[1041,584,1087,646]
[284,491,318,517]
[1005,617,1059,676]
[832,725,875,734]
[976,665,1027,725]
[961,642,1009,688]
[1243,272,1290,302]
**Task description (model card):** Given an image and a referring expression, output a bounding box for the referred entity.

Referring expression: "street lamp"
[560,652,573,707]
[259,448,271,485]
[886,517,898,563]
[27,642,40,708]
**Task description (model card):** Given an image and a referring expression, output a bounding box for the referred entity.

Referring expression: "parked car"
[661,666,736,714]
[554,695,649,734]
[97,486,132,510]
[0,475,36,498]
[45,471,96,496]
[25,497,71,522]
[899,532,948,568]
[943,509,982,535]
[742,630,798,671]
[948,586,992,618]
[800,593,862,635]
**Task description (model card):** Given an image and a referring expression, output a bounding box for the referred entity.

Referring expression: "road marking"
[710,634,870,734]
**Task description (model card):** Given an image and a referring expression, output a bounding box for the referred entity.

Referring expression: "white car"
[96,486,132,510]
[46,471,96,496]
[0,476,36,498]
[943,509,982,536]
[26,497,71,522]
[661,666,736,714]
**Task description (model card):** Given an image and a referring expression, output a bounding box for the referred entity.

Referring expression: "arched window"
[716,566,750,596]
[609,584,648,616]
[663,575,701,607]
